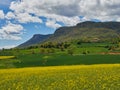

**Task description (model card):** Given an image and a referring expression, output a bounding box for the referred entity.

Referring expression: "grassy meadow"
[0,64,119,90]
[0,42,120,68]
[0,54,120,68]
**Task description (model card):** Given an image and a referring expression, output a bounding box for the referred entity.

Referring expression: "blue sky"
[0,0,120,49]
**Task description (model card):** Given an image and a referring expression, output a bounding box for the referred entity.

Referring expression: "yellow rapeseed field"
[0,64,120,90]
[0,56,15,60]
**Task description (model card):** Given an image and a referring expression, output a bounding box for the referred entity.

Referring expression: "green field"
[0,64,119,90]
[0,54,120,68]
[0,42,120,68]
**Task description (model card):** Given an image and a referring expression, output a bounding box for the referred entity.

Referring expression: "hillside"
[18,34,52,48]
[47,21,120,43]
[18,21,120,47]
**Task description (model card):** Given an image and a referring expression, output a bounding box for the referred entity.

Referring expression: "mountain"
[18,34,52,48]
[18,21,120,48]
[46,21,120,43]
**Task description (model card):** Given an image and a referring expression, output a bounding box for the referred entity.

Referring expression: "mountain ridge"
[47,21,120,43]
[18,21,120,48]
[18,34,52,48]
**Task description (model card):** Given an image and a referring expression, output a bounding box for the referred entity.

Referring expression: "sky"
[0,0,120,49]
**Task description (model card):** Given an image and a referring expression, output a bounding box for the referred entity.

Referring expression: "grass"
[13,54,120,68]
[75,47,108,54]
[0,42,120,69]
[0,54,120,68]
[0,56,18,69]
[0,64,119,90]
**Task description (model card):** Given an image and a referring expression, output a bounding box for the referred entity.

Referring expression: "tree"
[31,50,35,54]
[63,42,71,48]
[40,48,46,54]
[108,46,116,51]
[67,49,74,55]
[49,48,55,53]
[46,48,55,54]
[67,45,76,55]
[77,40,82,45]
[82,50,88,55]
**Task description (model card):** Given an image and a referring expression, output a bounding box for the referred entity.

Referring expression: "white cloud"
[5,12,42,23]
[5,11,15,19]
[4,0,119,29]
[0,10,5,19]
[117,18,120,22]
[46,19,61,29]
[9,0,120,28]
[0,22,24,40]
[79,0,120,21]
[15,12,42,23]
[9,0,82,27]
